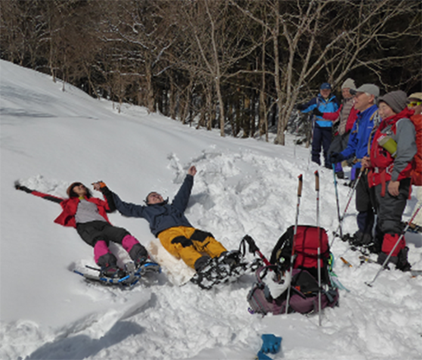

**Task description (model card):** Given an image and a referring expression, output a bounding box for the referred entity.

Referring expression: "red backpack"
[270,225,330,282]
[246,225,339,316]
[410,114,422,186]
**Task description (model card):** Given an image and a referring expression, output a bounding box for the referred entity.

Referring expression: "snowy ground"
[1,60,422,360]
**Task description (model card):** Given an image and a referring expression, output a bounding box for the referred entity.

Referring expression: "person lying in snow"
[109,166,239,273]
[15,181,149,278]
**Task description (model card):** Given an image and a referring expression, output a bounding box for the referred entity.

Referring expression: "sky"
[1,59,422,360]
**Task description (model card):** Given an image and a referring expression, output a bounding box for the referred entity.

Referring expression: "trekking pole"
[330,169,363,247]
[332,164,343,240]
[315,170,322,326]
[241,235,271,266]
[285,174,303,314]
[365,204,422,287]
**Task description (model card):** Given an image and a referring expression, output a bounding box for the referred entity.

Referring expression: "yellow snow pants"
[157,226,227,269]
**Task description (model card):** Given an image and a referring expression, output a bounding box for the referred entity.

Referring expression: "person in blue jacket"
[109,166,235,273]
[297,82,339,168]
[330,84,380,246]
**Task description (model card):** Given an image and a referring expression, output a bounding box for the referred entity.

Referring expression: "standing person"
[329,84,380,246]
[407,92,422,232]
[297,82,339,168]
[15,181,149,278]
[110,166,238,273]
[315,78,359,179]
[362,90,416,270]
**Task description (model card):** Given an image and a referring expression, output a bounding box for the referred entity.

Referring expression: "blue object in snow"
[260,334,282,354]
[256,350,272,360]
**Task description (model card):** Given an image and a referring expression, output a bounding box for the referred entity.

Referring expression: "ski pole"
[366,204,422,287]
[315,170,322,326]
[241,235,271,266]
[285,174,303,314]
[332,164,343,240]
[331,169,363,246]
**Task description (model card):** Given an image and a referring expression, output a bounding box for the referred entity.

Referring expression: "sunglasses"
[408,101,422,107]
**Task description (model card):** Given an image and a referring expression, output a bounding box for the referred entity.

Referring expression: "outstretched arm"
[15,181,64,204]
[111,191,146,218]
[92,181,116,212]
[173,166,195,212]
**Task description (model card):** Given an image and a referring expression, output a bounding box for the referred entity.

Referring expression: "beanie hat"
[320,82,331,90]
[408,92,422,101]
[378,90,408,114]
[341,78,356,90]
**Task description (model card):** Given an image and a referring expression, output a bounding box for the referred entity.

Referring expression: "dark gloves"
[14,181,32,193]
[329,152,345,164]
[260,334,282,354]
[296,103,307,111]
[313,107,324,117]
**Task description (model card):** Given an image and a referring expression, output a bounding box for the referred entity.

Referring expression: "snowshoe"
[74,260,160,287]
[101,264,126,279]
[407,223,422,234]
[191,254,263,290]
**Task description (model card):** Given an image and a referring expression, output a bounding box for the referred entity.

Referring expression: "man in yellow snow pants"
[158,226,227,269]
[111,166,231,272]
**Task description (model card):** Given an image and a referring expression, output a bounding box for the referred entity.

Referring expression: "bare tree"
[231,0,422,145]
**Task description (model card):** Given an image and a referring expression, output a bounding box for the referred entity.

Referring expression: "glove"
[14,181,32,193]
[329,152,344,164]
[312,107,324,117]
[261,334,282,354]
[256,350,272,360]
[296,103,307,111]
[92,181,107,190]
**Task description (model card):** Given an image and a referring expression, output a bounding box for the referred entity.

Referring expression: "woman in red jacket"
[16,181,148,278]
[362,90,417,271]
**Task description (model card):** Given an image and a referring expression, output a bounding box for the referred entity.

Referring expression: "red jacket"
[323,105,359,133]
[369,108,416,189]
[410,113,422,185]
[54,196,111,228]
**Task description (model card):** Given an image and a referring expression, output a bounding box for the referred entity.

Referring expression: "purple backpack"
[247,266,339,315]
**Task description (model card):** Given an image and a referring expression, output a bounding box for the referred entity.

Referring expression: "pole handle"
[298,174,303,197]
[314,170,319,191]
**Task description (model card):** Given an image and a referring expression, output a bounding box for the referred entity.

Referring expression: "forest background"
[1,0,421,145]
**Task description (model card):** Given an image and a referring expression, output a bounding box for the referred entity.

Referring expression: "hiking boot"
[350,231,372,247]
[194,255,212,272]
[218,250,242,268]
[133,255,148,268]
[129,243,149,267]
[396,247,412,272]
[336,171,345,179]
[101,264,125,278]
[376,253,398,269]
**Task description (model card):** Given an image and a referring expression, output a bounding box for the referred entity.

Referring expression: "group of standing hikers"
[297,81,422,271]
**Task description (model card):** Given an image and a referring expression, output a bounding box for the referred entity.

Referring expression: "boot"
[376,252,398,269]
[100,263,125,278]
[97,252,123,278]
[217,250,242,268]
[129,243,149,268]
[396,246,412,272]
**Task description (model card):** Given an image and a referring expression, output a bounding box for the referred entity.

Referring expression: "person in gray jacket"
[110,166,235,272]
[362,90,417,270]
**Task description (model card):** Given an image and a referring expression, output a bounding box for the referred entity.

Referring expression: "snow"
[1,59,422,360]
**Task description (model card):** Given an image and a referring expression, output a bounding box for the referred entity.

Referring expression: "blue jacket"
[112,175,194,236]
[301,94,339,127]
[340,104,379,169]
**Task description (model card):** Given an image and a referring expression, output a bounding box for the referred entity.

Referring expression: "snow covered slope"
[1,60,421,360]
